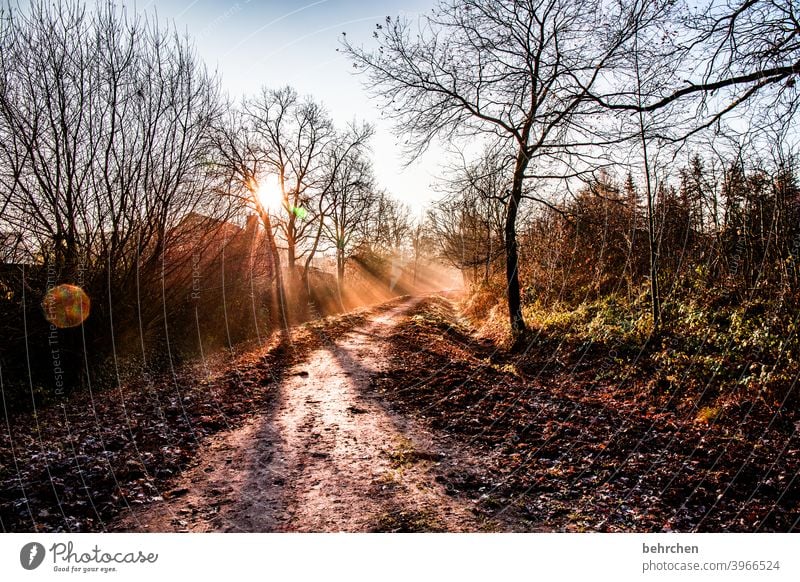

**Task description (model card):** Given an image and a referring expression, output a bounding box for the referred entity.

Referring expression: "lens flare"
[42,284,90,328]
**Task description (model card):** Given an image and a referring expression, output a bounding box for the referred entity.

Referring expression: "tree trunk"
[505,148,529,340]
[285,217,305,321]
[337,251,345,287]
[645,185,661,330]
[287,221,297,277]
[640,126,660,330]
[334,251,345,310]
[485,220,492,284]
[260,210,287,329]
[635,33,660,331]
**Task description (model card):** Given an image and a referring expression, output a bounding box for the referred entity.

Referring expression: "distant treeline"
[526,157,800,306]
[432,151,800,310]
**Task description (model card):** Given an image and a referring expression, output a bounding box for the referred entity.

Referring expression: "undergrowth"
[461,282,800,412]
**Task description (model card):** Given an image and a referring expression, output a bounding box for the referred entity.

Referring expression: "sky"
[138,0,443,216]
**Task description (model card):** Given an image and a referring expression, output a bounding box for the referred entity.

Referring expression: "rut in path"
[115,297,498,532]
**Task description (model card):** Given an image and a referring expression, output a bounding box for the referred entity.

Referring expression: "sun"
[255,174,284,213]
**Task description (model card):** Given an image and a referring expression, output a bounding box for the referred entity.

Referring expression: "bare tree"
[591,0,799,134]
[245,87,336,301]
[320,128,377,294]
[432,148,510,284]
[343,0,662,341]
[632,22,662,329]
[207,107,288,328]
[361,191,411,255]
[0,1,227,363]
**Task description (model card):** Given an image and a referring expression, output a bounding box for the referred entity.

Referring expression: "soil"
[112,297,507,532]
[5,293,797,533]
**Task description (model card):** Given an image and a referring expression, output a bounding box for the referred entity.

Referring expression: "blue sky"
[139,0,441,214]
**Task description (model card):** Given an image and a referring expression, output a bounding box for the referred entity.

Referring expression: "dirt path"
[113,297,498,532]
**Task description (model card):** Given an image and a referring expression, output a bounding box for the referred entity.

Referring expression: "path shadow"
[231,298,476,532]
